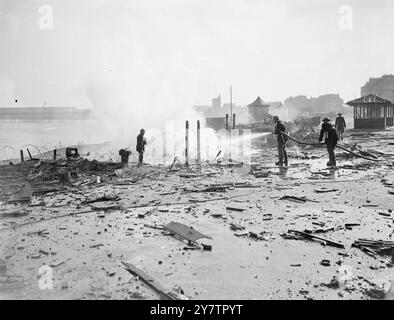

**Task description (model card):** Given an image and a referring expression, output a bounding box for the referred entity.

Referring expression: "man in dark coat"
[136,129,146,166]
[273,116,288,166]
[335,113,346,141]
[319,117,339,167]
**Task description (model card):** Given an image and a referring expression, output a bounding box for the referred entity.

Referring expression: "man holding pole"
[319,117,339,167]
[273,116,288,167]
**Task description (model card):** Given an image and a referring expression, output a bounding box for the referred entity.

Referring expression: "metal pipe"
[233,113,236,129]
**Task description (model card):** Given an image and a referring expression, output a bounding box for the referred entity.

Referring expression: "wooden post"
[228,114,232,163]
[185,121,189,166]
[233,113,236,129]
[239,129,243,159]
[353,106,356,129]
[26,148,33,160]
[230,86,233,122]
[53,149,57,160]
[20,150,24,162]
[162,132,166,165]
[197,120,201,164]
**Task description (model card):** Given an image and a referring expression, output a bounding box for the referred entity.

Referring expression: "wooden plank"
[26,148,33,160]
[8,182,33,203]
[122,261,179,300]
[314,188,339,193]
[288,229,345,249]
[226,206,245,212]
[164,222,212,242]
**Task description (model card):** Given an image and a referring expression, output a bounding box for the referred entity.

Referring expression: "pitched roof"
[346,94,392,106]
[248,96,270,107]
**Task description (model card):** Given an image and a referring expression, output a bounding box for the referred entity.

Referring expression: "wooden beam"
[288,229,345,249]
[26,148,33,160]
[122,261,180,300]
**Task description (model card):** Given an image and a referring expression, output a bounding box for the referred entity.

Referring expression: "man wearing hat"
[319,117,339,167]
[273,116,288,166]
[335,113,346,141]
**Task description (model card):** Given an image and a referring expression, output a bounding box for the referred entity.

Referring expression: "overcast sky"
[0,0,393,114]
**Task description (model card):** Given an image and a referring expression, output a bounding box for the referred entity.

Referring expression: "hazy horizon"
[0,0,393,114]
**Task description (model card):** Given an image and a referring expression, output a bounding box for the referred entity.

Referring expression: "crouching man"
[119,148,131,167]
[319,117,339,167]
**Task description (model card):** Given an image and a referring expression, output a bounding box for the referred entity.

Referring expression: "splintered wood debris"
[163,222,212,243]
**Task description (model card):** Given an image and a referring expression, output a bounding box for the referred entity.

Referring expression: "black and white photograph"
[0,0,393,306]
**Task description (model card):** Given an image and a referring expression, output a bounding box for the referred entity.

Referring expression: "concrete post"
[185,120,189,166]
[197,120,201,164]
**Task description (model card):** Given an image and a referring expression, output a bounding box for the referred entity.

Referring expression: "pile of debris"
[352,239,394,257]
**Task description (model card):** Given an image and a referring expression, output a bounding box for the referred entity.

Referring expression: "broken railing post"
[197,120,201,164]
[230,113,236,162]
[239,129,244,158]
[20,150,24,162]
[226,114,232,162]
[185,120,189,166]
[225,114,229,161]
[26,148,33,160]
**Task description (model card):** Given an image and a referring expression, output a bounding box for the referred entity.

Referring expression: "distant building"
[283,94,345,118]
[193,95,248,129]
[267,102,283,111]
[212,95,221,108]
[193,95,280,130]
[361,75,394,102]
[0,107,93,121]
[247,96,270,123]
[267,101,288,121]
[346,94,394,129]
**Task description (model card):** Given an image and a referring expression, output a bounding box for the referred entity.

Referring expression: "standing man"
[319,117,339,167]
[273,116,288,167]
[136,129,147,167]
[335,113,346,141]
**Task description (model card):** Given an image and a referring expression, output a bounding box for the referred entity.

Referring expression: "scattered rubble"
[1,127,393,300]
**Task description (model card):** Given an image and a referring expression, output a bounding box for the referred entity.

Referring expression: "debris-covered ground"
[0,130,393,300]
